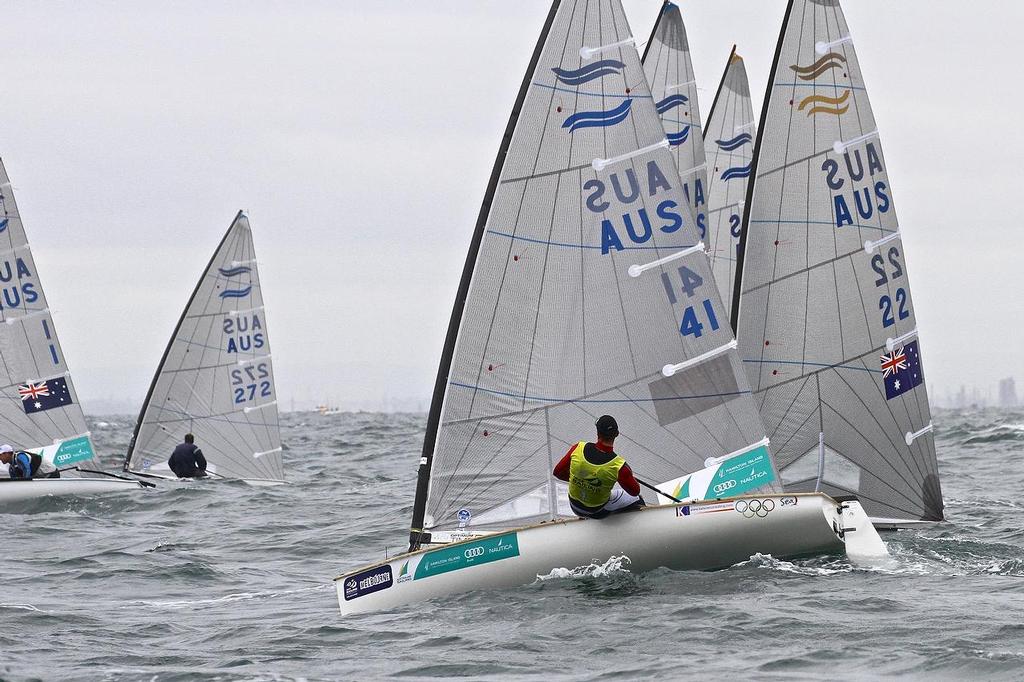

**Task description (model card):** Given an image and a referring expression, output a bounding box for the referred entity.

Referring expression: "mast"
[731,1,794,332]
[408,1,563,551]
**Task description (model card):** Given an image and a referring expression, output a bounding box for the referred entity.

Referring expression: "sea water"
[3,409,1024,680]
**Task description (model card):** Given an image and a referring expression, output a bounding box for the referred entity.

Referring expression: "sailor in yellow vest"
[552,415,644,518]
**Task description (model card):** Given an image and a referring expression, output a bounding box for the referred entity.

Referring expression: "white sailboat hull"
[336,493,852,616]
[0,477,146,503]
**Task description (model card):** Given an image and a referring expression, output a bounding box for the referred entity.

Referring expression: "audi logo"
[713,479,737,494]
[464,547,485,558]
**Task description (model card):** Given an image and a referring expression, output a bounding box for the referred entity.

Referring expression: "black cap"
[595,415,618,438]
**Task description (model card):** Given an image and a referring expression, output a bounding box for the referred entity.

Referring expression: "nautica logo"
[551,59,625,86]
[562,99,632,133]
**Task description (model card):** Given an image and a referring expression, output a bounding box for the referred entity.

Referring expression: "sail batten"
[734,0,942,522]
[411,0,779,543]
[125,211,282,482]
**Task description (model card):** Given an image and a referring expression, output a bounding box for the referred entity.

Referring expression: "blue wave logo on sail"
[562,99,632,133]
[551,60,625,86]
[0,218,8,233]
[667,125,690,146]
[720,162,752,181]
[219,286,252,299]
[218,265,251,277]
[715,133,752,151]
[655,94,688,115]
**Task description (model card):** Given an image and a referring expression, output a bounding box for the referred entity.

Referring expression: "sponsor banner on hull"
[342,565,393,601]
[414,533,520,580]
[657,444,776,503]
[41,434,95,467]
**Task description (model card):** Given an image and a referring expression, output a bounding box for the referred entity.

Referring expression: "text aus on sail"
[821,140,891,228]
[583,157,722,339]
[585,159,709,255]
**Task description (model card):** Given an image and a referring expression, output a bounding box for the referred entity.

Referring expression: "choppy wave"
[5,408,1024,679]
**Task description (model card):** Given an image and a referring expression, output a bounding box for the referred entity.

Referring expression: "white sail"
[733,0,942,521]
[408,0,778,545]
[124,212,283,483]
[702,47,755,317]
[0,157,98,470]
[641,1,708,243]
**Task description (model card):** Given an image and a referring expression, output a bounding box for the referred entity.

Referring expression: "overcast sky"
[0,1,1013,411]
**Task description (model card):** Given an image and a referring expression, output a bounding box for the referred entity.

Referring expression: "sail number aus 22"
[870,246,910,328]
[231,362,272,404]
[661,264,721,338]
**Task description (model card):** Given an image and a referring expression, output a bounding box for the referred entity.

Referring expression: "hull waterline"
[0,477,146,503]
[336,493,855,616]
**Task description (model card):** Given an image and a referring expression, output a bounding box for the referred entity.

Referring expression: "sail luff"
[408,0,565,550]
[732,2,795,331]
[701,45,737,143]
[124,210,244,470]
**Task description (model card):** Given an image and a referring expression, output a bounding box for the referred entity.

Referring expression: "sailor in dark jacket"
[168,434,208,478]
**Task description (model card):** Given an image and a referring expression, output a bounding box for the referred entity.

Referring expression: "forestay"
[702,47,755,316]
[0,157,98,470]
[641,1,708,245]
[410,0,777,546]
[733,0,942,521]
[124,212,283,483]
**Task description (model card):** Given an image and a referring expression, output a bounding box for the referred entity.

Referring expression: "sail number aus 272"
[661,265,721,338]
[230,362,272,404]
[871,246,910,327]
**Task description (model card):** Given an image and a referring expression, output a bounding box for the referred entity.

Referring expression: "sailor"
[0,443,58,479]
[168,434,208,479]
[552,415,644,518]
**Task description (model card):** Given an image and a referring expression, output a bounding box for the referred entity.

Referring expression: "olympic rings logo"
[464,547,485,558]
[733,498,776,518]
[713,480,737,494]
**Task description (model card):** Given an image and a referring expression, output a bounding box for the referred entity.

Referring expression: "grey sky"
[0,1,1011,411]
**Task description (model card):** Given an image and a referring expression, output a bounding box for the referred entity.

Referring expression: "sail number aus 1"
[661,264,721,338]
[230,362,272,404]
[870,246,910,328]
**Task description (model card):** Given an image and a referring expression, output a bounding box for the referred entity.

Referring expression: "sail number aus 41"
[870,245,910,328]
[660,264,722,338]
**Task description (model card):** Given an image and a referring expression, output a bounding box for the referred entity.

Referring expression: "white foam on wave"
[740,551,913,576]
[533,554,631,582]
[0,603,45,612]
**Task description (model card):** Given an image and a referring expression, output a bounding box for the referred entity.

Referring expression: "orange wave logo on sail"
[797,90,850,116]
[789,52,847,81]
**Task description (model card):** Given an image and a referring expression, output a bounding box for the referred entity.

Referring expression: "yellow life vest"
[567,441,624,508]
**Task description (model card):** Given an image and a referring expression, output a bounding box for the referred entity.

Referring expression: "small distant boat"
[123,212,285,486]
[316,404,342,416]
[334,0,885,616]
[0,157,145,503]
[702,46,755,315]
[732,0,943,525]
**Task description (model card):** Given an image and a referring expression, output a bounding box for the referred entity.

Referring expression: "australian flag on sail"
[18,376,73,414]
[880,341,924,400]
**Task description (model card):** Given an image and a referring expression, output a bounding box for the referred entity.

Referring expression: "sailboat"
[334,0,884,615]
[640,2,707,241]
[0,158,146,502]
[703,46,755,315]
[123,211,285,486]
[732,0,943,525]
